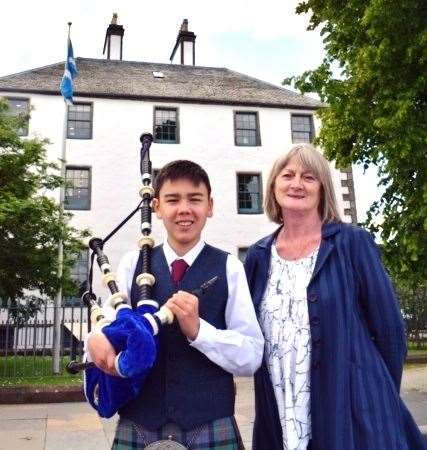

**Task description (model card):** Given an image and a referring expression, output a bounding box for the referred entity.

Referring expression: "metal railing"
[0,300,88,378]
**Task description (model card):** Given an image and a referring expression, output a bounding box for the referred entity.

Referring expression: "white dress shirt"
[116,239,264,376]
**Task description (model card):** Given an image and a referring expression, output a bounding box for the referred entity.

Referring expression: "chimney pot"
[103,13,124,60]
[170,19,196,66]
[181,19,188,32]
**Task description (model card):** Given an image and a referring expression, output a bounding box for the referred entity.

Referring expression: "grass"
[0,376,82,386]
[408,347,427,354]
[0,341,425,388]
[0,355,82,387]
[407,342,427,354]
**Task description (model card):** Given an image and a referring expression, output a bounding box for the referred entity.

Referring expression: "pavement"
[0,366,426,450]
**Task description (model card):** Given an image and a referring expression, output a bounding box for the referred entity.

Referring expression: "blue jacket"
[244,222,426,450]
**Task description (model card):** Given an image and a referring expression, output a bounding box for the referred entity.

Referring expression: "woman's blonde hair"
[264,143,341,224]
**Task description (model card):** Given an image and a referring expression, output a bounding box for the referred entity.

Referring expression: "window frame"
[290,114,315,144]
[236,172,263,214]
[6,96,30,136]
[233,111,261,147]
[153,106,180,144]
[67,102,93,140]
[64,166,92,211]
[64,249,89,306]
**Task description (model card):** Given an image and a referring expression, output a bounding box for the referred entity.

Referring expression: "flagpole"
[53,22,72,375]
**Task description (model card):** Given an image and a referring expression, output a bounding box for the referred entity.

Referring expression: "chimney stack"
[170,19,196,66]
[103,13,124,60]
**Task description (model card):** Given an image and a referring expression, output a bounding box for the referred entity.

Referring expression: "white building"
[0,17,357,300]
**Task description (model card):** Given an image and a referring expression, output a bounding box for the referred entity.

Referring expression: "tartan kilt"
[112,416,244,450]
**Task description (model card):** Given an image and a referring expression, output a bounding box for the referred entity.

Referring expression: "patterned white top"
[260,244,319,450]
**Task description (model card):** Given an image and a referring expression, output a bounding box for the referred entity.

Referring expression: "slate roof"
[0,58,322,109]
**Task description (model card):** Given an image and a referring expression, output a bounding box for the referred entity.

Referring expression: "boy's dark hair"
[154,160,212,198]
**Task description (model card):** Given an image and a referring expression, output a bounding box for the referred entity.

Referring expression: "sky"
[1,0,379,221]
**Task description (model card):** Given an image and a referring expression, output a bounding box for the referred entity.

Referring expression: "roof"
[0,58,323,109]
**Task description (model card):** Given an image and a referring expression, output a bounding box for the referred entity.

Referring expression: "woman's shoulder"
[325,221,372,240]
[248,226,281,250]
[244,229,278,272]
[326,222,377,256]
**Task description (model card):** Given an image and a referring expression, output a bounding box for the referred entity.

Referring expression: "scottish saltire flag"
[60,38,78,104]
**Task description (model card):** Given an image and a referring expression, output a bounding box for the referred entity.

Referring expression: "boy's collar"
[163,239,205,270]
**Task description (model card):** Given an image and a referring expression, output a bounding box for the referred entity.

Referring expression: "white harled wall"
[9,92,349,297]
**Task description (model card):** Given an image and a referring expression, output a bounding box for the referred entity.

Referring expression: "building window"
[67,103,93,139]
[238,247,248,263]
[64,250,89,306]
[6,97,30,136]
[291,114,314,143]
[234,112,260,146]
[237,173,263,214]
[65,167,91,210]
[154,107,179,143]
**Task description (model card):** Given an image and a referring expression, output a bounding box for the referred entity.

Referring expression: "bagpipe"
[67,133,217,418]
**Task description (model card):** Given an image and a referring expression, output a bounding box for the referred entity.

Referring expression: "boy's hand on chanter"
[87,332,119,376]
[166,291,200,341]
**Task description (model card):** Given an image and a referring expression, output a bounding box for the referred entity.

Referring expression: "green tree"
[0,98,85,316]
[285,0,427,283]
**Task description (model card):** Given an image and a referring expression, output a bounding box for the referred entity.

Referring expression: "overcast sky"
[2,0,379,221]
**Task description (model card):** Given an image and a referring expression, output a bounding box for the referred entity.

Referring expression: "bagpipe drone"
[66,133,217,418]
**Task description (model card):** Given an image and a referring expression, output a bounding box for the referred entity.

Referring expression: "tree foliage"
[285,0,427,283]
[0,98,85,310]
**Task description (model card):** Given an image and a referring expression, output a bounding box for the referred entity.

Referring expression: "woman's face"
[274,156,322,216]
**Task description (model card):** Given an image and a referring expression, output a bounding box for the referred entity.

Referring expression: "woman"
[244,143,426,450]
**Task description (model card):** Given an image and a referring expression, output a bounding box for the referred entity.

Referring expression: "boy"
[88,160,264,449]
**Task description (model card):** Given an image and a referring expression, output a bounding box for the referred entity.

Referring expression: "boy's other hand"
[166,291,200,341]
[87,332,119,376]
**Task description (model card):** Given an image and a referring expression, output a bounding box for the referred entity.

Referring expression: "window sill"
[234,144,261,147]
[64,207,91,211]
[67,137,93,140]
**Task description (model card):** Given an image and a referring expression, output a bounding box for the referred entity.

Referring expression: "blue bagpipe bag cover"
[83,307,158,418]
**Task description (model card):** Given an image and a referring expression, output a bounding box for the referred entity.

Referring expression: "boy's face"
[153,178,213,256]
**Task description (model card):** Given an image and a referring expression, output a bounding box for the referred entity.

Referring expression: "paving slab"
[0,366,425,449]
[402,364,427,392]
[402,390,427,435]
[0,418,46,450]
[235,377,255,446]
[100,417,117,447]
[44,402,111,450]
[0,403,48,420]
